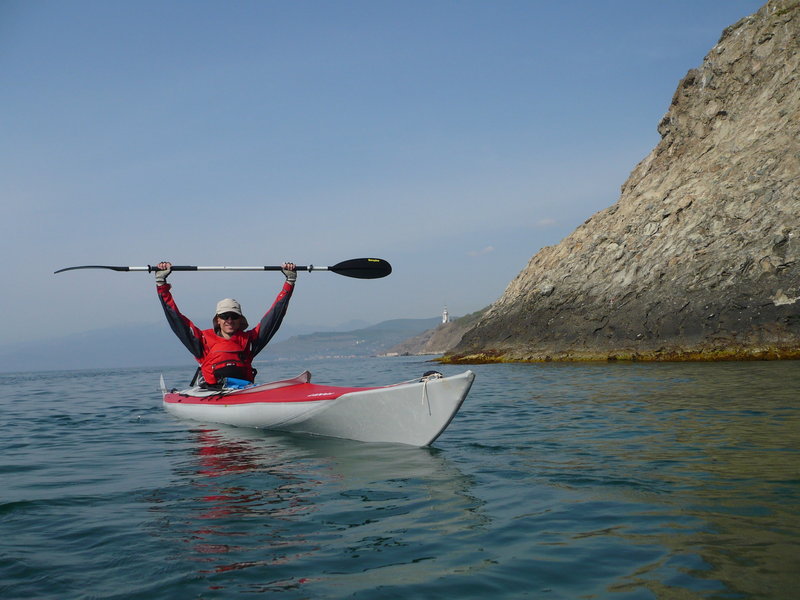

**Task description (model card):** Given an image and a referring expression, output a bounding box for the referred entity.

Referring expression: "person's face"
[216,312,243,337]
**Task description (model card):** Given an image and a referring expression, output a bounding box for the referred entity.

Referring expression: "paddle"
[54,257,392,279]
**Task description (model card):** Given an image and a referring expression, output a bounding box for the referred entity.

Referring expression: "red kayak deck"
[164,382,379,405]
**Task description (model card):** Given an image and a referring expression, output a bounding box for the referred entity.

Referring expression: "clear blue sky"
[2,0,764,344]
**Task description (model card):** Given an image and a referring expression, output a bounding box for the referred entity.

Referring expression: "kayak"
[161,370,475,446]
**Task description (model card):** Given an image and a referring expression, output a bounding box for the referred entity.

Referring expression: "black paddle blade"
[329,258,392,279]
[54,265,131,274]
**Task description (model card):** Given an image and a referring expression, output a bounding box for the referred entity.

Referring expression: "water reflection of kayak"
[161,370,475,446]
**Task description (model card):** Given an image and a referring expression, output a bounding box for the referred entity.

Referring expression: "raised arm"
[250,263,296,357]
[155,262,205,359]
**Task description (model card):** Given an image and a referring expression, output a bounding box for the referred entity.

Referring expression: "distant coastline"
[0,317,443,373]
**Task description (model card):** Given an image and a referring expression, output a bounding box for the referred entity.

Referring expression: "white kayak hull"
[162,370,475,446]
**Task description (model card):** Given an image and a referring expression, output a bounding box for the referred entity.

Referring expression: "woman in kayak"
[154,261,297,388]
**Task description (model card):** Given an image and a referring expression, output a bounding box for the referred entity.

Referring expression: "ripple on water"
[1,359,799,599]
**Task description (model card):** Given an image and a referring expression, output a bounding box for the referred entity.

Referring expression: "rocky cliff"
[445,0,800,363]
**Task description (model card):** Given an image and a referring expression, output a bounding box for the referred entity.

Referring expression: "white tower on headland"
[442,306,449,323]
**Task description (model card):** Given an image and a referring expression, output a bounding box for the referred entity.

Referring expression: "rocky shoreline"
[441,0,800,364]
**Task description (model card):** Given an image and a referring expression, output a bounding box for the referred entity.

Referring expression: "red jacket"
[157,281,294,385]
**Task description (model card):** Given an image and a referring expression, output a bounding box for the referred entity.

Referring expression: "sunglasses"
[217,312,242,321]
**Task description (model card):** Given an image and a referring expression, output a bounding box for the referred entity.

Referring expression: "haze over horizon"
[2,0,765,347]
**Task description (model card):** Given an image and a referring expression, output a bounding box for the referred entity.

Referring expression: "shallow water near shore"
[1,357,798,599]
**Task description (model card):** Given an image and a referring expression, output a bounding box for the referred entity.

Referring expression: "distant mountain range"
[0,317,443,373]
[261,317,442,360]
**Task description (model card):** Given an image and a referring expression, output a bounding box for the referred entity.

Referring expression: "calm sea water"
[1,357,798,599]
